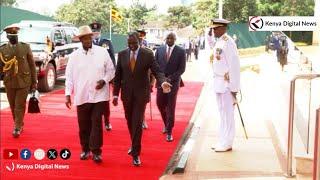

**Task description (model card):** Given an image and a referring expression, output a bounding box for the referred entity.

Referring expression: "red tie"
[166,47,171,62]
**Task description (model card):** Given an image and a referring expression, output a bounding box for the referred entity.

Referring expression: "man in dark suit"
[155,32,186,142]
[89,22,115,131]
[113,32,171,166]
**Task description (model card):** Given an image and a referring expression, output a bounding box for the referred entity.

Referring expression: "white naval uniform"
[212,33,240,150]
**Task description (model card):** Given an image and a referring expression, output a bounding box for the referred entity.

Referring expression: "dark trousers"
[122,99,147,157]
[76,101,106,155]
[103,101,110,125]
[156,86,179,135]
[6,87,29,129]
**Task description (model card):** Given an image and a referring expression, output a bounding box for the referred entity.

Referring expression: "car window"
[0,26,51,44]
[64,28,78,44]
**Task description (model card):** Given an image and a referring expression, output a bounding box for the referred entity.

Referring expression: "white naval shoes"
[211,144,232,152]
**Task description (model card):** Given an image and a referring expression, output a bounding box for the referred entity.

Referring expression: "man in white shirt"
[210,19,240,152]
[65,26,115,163]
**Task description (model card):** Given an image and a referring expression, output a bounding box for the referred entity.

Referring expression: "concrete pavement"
[162,46,318,179]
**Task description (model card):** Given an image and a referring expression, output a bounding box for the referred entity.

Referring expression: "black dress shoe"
[105,123,112,131]
[92,154,102,163]
[142,121,148,129]
[166,134,173,142]
[12,128,22,138]
[133,156,141,166]
[80,151,90,160]
[127,147,132,155]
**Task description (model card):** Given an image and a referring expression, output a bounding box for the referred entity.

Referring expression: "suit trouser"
[156,86,179,135]
[6,87,29,129]
[76,101,106,155]
[103,101,110,125]
[215,89,235,148]
[122,99,147,157]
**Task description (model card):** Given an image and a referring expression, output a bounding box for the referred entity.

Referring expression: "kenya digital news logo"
[249,16,264,31]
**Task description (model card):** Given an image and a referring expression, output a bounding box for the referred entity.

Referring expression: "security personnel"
[89,21,115,131]
[210,19,240,152]
[0,24,37,138]
[136,30,154,129]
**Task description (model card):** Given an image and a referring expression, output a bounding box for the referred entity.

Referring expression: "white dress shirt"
[212,33,240,93]
[65,45,115,106]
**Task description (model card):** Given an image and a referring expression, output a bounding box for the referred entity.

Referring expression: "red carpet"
[0,82,203,180]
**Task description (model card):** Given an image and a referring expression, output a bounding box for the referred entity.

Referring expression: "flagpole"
[109,5,112,40]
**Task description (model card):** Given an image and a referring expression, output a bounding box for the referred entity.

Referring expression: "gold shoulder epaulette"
[222,35,228,41]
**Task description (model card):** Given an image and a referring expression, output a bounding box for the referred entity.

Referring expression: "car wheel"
[38,63,56,92]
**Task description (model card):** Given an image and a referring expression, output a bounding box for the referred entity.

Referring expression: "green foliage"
[55,0,115,32]
[191,0,218,32]
[257,0,315,16]
[54,0,157,34]
[0,0,16,6]
[126,1,157,31]
[223,0,257,23]
[166,5,192,29]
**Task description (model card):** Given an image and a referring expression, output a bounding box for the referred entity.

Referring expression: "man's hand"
[65,95,72,109]
[112,97,118,106]
[95,80,106,90]
[161,82,172,94]
[224,73,230,82]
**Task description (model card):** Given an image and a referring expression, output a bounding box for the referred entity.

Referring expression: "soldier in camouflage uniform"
[0,24,37,138]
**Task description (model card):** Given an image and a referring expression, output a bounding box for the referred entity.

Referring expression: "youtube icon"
[3,149,18,159]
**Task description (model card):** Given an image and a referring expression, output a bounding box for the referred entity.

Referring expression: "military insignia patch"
[102,43,109,49]
[222,35,228,41]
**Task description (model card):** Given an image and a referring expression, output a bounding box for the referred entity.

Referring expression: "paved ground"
[161,46,319,180]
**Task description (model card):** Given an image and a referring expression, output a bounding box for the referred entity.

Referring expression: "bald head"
[165,32,177,47]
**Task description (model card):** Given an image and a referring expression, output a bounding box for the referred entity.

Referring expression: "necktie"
[166,47,171,61]
[130,51,136,72]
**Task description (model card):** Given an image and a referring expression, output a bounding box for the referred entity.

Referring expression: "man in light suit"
[112,32,171,166]
[155,32,186,142]
[210,19,240,152]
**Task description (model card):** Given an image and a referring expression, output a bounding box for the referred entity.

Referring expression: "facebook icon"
[20,149,32,160]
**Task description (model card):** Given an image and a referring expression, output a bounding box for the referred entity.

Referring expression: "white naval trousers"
[215,89,235,148]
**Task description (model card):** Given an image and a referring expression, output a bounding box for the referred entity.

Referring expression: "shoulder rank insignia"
[102,43,109,49]
[222,35,228,41]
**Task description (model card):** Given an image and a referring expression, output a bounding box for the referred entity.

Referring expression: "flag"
[111,8,123,22]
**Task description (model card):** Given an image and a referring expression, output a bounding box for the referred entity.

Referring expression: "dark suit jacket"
[93,38,116,66]
[113,48,166,104]
[155,45,186,88]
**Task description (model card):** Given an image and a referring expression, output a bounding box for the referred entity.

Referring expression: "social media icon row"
[3,148,71,160]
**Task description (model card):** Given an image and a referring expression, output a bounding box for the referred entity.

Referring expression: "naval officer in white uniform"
[210,18,240,152]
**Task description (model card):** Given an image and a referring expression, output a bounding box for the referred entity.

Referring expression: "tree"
[223,0,257,22]
[166,5,192,29]
[281,0,314,16]
[0,0,16,6]
[191,0,218,32]
[126,0,156,31]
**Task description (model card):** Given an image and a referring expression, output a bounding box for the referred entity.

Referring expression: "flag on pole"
[111,8,123,22]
